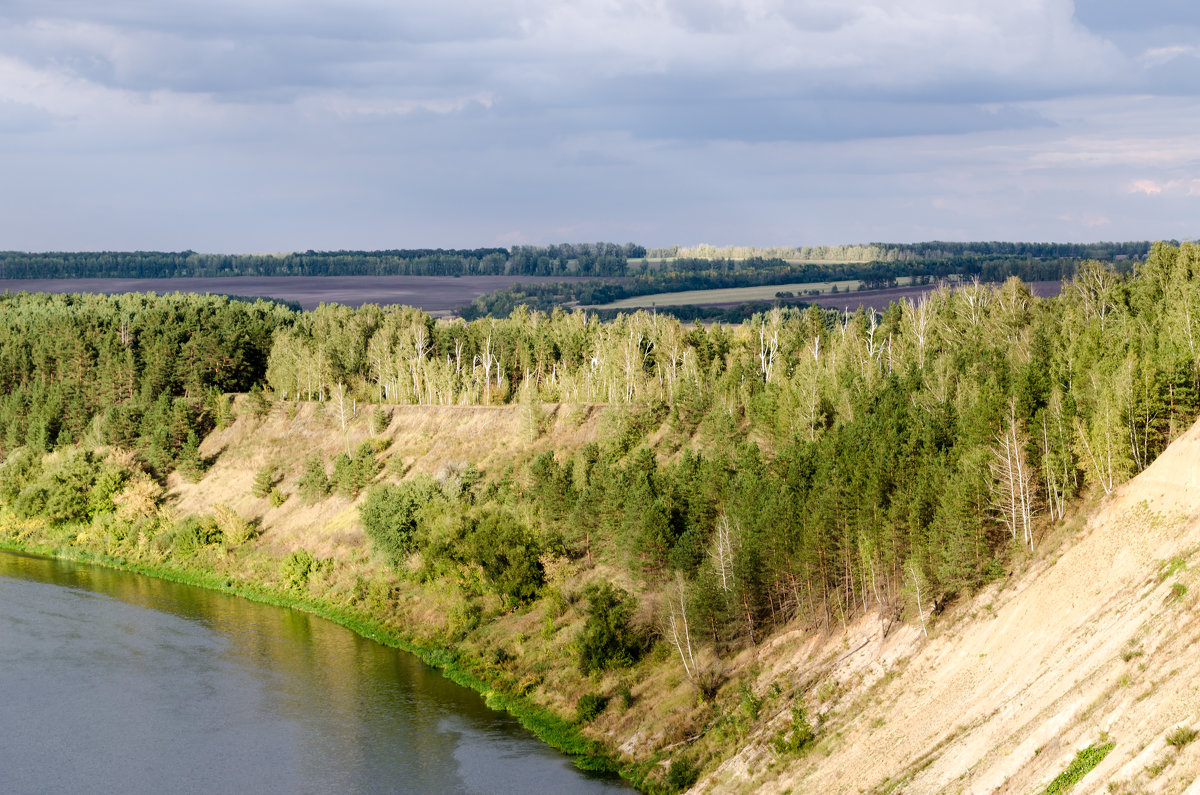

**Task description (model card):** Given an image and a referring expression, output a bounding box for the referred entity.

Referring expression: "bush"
[163,514,222,554]
[771,706,817,755]
[282,548,316,589]
[359,479,439,564]
[665,755,700,792]
[576,692,608,723]
[214,504,255,546]
[0,447,42,503]
[1167,726,1198,748]
[463,508,544,606]
[252,464,278,498]
[577,583,647,674]
[297,454,330,503]
[370,405,391,435]
[247,383,272,419]
[330,442,382,497]
[11,450,127,525]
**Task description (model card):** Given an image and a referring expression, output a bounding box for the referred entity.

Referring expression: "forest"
[653,240,1156,263]
[0,243,644,279]
[0,242,1195,638]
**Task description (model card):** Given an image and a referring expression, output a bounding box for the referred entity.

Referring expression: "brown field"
[0,274,615,312]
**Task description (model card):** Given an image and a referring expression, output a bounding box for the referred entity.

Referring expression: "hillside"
[169,400,1200,793]
[5,249,1200,793]
[696,416,1200,794]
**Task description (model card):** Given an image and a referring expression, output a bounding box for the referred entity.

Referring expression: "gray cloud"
[0,1,1197,250]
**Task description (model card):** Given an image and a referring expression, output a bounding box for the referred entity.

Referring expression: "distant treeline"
[460,255,1091,319]
[650,240,1157,262]
[0,240,1153,282]
[0,243,647,280]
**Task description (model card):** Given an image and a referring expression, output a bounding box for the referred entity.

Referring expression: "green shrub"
[297,454,330,503]
[576,692,608,723]
[1166,726,1198,748]
[282,549,316,590]
[252,464,278,498]
[359,479,439,564]
[0,447,43,503]
[330,442,382,497]
[771,706,816,755]
[665,755,700,792]
[162,514,222,554]
[370,405,391,435]
[176,430,206,482]
[463,508,544,606]
[247,383,272,419]
[577,582,647,675]
[1042,742,1114,794]
[10,450,128,525]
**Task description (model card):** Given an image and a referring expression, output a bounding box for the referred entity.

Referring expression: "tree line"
[0,244,646,280]
[0,241,1149,282]
[652,241,1154,263]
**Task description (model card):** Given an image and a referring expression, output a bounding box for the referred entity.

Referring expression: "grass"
[1165,726,1198,748]
[1042,742,1115,794]
[1157,555,1186,581]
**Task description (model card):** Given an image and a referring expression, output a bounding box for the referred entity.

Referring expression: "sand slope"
[700,417,1200,794]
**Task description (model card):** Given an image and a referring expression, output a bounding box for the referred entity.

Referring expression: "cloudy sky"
[1,0,1198,252]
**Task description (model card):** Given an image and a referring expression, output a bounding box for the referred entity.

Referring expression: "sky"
[0,0,1198,252]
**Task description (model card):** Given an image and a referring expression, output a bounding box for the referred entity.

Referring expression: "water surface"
[0,551,628,794]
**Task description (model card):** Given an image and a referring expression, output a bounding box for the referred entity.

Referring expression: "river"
[0,550,629,794]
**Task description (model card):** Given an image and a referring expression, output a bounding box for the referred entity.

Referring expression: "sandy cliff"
[700,417,1200,794]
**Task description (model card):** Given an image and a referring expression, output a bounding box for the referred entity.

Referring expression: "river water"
[0,551,629,794]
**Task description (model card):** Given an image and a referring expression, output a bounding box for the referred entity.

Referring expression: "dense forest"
[0,292,289,477]
[0,244,645,279]
[0,242,1196,790]
[654,240,1156,263]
